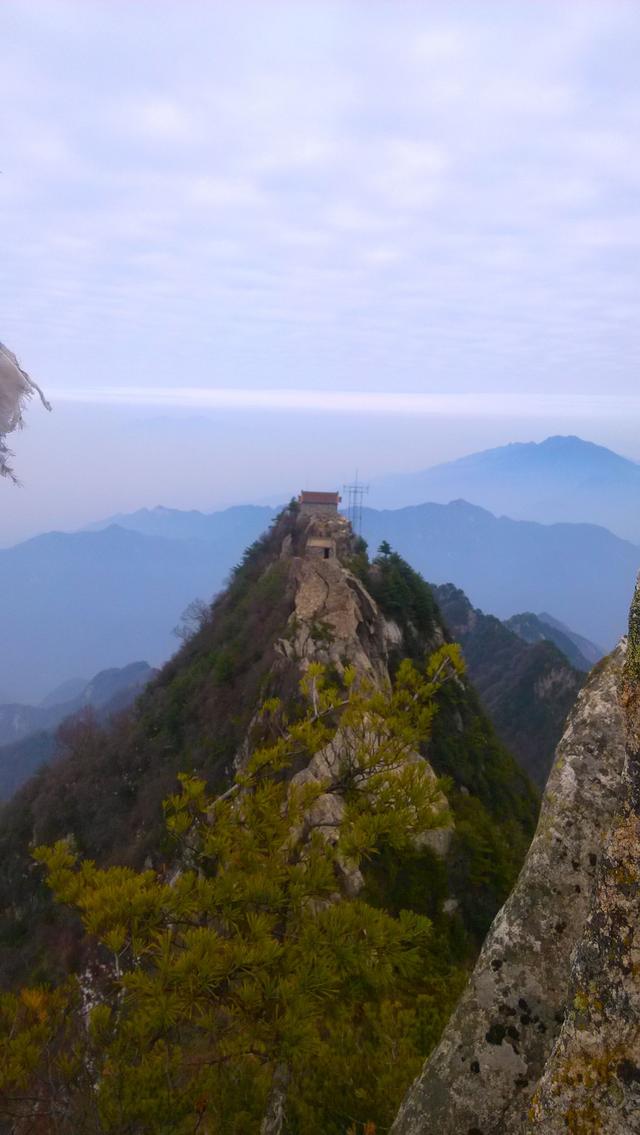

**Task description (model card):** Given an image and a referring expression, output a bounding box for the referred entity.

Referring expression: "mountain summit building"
[298,490,341,517]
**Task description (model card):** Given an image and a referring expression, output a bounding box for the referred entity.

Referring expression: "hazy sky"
[3,1,640,544]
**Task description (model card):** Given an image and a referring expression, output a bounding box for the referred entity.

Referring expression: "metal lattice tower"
[342,474,369,535]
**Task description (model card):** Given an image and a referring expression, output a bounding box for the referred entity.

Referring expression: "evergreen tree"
[0,648,465,1134]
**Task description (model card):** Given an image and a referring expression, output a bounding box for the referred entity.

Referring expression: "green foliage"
[0,528,542,1132]
[426,677,538,945]
[362,571,539,949]
[366,550,439,659]
[0,515,538,1008]
[343,536,369,582]
[309,618,334,645]
[436,583,582,790]
[626,578,640,683]
[363,841,451,923]
[1,652,463,1135]
[287,973,467,1135]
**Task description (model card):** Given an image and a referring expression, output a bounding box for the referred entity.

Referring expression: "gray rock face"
[392,644,627,1135]
[276,514,452,873]
[529,589,640,1132]
[238,515,403,773]
[529,791,640,1132]
[275,513,402,687]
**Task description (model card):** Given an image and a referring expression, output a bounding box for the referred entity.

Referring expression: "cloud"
[48,383,640,422]
[1,0,640,408]
[189,175,264,209]
[112,95,201,145]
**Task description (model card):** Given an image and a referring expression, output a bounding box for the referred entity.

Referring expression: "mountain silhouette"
[371,435,640,542]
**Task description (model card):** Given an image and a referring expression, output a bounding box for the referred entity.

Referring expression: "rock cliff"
[392,640,628,1134]
[528,582,640,1132]
[275,511,402,686]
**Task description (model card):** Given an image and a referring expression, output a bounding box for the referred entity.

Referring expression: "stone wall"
[299,501,339,518]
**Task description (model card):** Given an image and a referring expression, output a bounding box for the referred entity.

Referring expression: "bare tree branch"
[0,341,51,482]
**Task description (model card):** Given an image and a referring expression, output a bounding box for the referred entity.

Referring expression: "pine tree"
[0,647,465,1134]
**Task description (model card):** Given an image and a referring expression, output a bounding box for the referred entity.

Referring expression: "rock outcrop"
[529,584,640,1132]
[392,642,628,1135]
[260,512,451,875]
[276,514,400,686]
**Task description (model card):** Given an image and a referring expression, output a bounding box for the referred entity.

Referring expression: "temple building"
[298,490,341,517]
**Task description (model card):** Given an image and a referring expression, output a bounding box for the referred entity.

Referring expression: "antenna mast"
[342,473,369,535]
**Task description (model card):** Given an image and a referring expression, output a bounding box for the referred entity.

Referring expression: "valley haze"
[2,435,639,703]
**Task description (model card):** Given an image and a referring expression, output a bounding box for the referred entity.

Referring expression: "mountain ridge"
[433,584,584,788]
[370,434,640,542]
[0,661,155,800]
[0,508,537,1002]
[1,499,636,703]
[0,661,154,749]
[504,612,600,672]
[0,525,234,701]
[360,501,638,650]
[85,503,276,543]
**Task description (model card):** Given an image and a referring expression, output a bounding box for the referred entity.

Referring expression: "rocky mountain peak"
[0,503,538,1008]
[274,510,403,688]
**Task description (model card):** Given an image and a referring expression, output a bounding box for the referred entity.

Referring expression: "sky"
[2,0,640,544]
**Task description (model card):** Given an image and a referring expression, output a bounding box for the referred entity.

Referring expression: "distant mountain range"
[0,496,635,703]
[371,435,640,543]
[0,661,154,748]
[0,661,154,800]
[0,521,272,702]
[86,504,276,544]
[433,584,584,788]
[39,675,89,707]
[535,612,604,667]
[0,588,586,801]
[359,501,638,651]
[504,612,601,672]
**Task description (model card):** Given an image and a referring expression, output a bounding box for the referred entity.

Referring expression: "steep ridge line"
[0,507,536,1022]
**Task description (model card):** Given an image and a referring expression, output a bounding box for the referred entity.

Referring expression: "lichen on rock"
[626,573,640,684]
[528,577,640,1133]
[391,642,627,1135]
